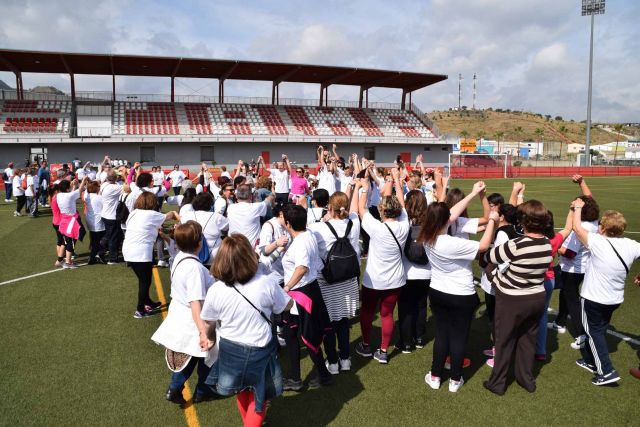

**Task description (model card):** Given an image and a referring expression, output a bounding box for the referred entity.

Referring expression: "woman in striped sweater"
[483,200,553,395]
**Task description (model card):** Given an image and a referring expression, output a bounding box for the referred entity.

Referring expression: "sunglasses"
[297,170,304,173]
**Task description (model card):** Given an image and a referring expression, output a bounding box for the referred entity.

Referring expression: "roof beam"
[274,66,301,85]
[0,54,20,74]
[220,61,239,81]
[59,54,73,75]
[361,73,403,90]
[322,69,357,87]
[172,58,182,78]
[403,81,431,93]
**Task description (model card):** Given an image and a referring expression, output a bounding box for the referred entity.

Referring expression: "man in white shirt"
[269,154,291,205]
[12,170,26,216]
[227,184,273,247]
[4,162,15,201]
[25,168,38,217]
[99,171,124,264]
[169,165,186,196]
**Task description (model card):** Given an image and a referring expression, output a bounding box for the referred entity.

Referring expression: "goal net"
[448,153,510,179]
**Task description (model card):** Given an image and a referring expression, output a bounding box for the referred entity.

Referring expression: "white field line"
[0,263,88,287]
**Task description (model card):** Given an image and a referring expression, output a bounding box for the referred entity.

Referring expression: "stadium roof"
[0,48,447,92]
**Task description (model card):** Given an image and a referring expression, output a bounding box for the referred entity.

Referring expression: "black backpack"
[404,224,428,265]
[116,194,130,225]
[321,220,360,284]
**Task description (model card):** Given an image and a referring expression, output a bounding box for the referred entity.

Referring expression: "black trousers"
[360,205,380,254]
[485,289,545,394]
[103,218,122,262]
[15,195,26,213]
[129,261,154,312]
[580,298,619,375]
[89,230,106,261]
[556,271,585,337]
[397,279,430,347]
[275,193,289,205]
[429,288,479,381]
[323,318,350,364]
[282,312,331,381]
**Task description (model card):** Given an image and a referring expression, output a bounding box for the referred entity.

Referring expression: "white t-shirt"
[84,193,105,232]
[426,234,480,296]
[56,190,82,215]
[307,207,326,225]
[100,182,122,220]
[126,185,164,212]
[4,168,14,180]
[581,232,640,305]
[170,252,214,306]
[367,178,383,208]
[560,220,599,273]
[76,168,87,180]
[317,167,336,195]
[227,201,268,247]
[257,218,290,282]
[152,172,165,186]
[213,197,232,216]
[308,213,361,275]
[361,209,410,290]
[87,170,97,181]
[169,170,186,187]
[98,170,108,182]
[122,209,166,262]
[270,169,290,194]
[450,217,479,240]
[25,176,35,197]
[201,273,290,347]
[180,211,229,260]
[282,230,320,288]
[179,203,194,217]
[12,175,24,197]
[480,229,510,294]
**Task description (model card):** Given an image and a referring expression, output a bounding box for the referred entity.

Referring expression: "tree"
[514,126,524,158]
[494,131,504,154]
[459,130,469,138]
[613,123,624,163]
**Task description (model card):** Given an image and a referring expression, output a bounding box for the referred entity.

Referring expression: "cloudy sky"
[1,0,637,122]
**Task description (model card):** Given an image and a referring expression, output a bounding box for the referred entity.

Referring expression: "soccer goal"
[448,153,510,179]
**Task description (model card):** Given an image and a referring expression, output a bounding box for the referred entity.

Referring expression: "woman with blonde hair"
[309,190,361,373]
[355,167,409,364]
[570,203,640,385]
[202,234,292,426]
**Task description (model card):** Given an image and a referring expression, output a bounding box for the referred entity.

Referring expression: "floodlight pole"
[585,13,594,166]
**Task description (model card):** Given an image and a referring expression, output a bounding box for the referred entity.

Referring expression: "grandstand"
[0,49,449,167]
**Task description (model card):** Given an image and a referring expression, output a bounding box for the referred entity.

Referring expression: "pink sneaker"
[483,347,495,357]
[486,358,494,368]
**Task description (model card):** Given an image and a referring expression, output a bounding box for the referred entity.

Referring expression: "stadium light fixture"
[582,0,605,166]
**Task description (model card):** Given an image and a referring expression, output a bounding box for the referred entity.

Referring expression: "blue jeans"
[169,356,213,396]
[39,189,48,205]
[535,278,555,356]
[5,184,12,200]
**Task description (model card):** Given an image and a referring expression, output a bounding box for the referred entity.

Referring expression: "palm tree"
[459,130,469,138]
[494,131,504,154]
[514,126,523,158]
[613,123,624,163]
[558,125,568,160]
[476,131,486,152]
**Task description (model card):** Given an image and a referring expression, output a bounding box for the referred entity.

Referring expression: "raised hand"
[472,181,486,195]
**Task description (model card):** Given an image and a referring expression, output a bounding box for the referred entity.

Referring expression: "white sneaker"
[424,372,441,390]
[571,335,586,350]
[339,358,351,371]
[14,211,21,217]
[62,262,79,269]
[5,199,10,202]
[157,260,169,268]
[277,335,286,347]
[449,377,464,393]
[325,361,339,375]
[547,322,566,334]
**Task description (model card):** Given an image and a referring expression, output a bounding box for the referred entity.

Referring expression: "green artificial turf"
[0,177,638,427]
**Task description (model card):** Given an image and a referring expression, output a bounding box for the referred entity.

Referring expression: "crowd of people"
[3,144,640,426]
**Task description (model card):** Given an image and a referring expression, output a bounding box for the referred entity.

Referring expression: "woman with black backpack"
[309,190,361,374]
[396,190,430,354]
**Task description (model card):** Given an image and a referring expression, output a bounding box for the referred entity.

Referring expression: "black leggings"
[429,288,479,381]
[323,318,350,363]
[129,262,154,312]
[283,313,331,381]
[16,195,26,213]
[89,230,106,261]
[360,205,380,254]
[397,279,430,346]
[556,271,585,337]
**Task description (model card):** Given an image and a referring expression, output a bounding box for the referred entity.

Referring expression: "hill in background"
[427,109,637,147]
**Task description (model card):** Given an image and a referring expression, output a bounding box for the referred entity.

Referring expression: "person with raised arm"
[57,176,90,269]
[355,166,410,365]
[570,199,640,386]
[268,154,291,205]
[317,145,337,196]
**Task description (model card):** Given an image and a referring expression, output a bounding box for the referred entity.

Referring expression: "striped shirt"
[485,236,553,295]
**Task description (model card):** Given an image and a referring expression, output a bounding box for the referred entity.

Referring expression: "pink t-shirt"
[290,175,308,196]
[546,233,564,280]
[51,194,61,226]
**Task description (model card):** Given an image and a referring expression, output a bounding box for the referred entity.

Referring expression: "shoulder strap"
[607,239,629,274]
[324,221,339,239]
[170,255,200,280]
[232,285,272,326]
[384,223,402,255]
